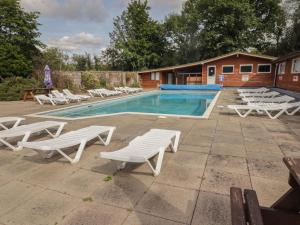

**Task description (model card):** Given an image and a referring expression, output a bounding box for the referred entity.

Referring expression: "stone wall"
[34,70,139,90]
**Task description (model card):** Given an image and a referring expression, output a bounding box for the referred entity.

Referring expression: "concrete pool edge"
[26,90,221,120]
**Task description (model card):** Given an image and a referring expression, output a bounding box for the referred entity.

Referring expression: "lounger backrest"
[63,89,73,96]
[0,121,66,138]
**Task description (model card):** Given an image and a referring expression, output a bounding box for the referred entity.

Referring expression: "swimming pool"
[31,91,220,119]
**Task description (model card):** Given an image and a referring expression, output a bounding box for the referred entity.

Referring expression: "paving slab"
[211,142,246,157]
[0,189,78,225]
[244,141,282,153]
[246,150,283,162]
[0,181,45,217]
[247,158,289,182]
[182,134,213,147]
[61,202,129,225]
[251,176,290,207]
[19,163,79,189]
[49,168,107,198]
[136,183,198,224]
[123,212,185,225]
[191,191,231,225]
[0,175,11,187]
[201,169,251,195]
[206,155,248,175]
[91,172,154,208]
[179,144,210,154]
[213,132,244,145]
[156,152,207,189]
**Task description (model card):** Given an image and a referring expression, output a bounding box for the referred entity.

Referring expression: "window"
[257,64,271,73]
[278,62,286,75]
[222,65,234,74]
[151,72,160,80]
[292,58,300,73]
[240,64,253,73]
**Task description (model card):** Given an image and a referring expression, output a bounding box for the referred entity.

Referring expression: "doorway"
[207,65,216,84]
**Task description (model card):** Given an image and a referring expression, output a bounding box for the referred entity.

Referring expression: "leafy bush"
[0,76,41,101]
[81,72,106,89]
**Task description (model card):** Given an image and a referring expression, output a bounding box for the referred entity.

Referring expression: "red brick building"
[138,51,300,92]
[274,51,300,92]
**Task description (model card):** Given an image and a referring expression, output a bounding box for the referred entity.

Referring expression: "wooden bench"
[22,88,52,101]
[230,187,300,225]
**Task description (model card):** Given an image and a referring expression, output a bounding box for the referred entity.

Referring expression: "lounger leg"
[116,161,126,170]
[0,124,8,130]
[98,127,115,146]
[0,132,31,151]
[55,140,87,164]
[265,109,285,119]
[285,106,300,116]
[45,123,65,138]
[172,132,181,152]
[146,148,165,176]
[234,108,253,118]
[13,119,23,128]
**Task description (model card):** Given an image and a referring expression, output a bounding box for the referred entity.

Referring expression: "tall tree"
[163,0,286,65]
[73,54,87,71]
[277,0,300,54]
[0,0,43,78]
[105,0,166,71]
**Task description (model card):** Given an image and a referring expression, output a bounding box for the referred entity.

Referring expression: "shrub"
[0,76,41,101]
[81,72,106,89]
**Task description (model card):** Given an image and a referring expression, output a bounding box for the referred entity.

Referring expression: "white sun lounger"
[242,95,295,104]
[239,91,280,98]
[237,87,269,93]
[35,95,69,105]
[52,90,81,102]
[18,126,116,164]
[228,102,300,119]
[0,121,66,151]
[63,89,90,101]
[0,117,25,130]
[100,129,181,176]
[87,89,104,98]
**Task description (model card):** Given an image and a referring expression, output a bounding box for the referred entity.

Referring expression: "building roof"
[138,51,277,74]
[273,51,300,63]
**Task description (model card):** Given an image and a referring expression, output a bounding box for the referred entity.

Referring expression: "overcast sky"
[20,0,185,55]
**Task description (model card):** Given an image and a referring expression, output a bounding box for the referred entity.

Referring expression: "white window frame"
[150,72,155,80]
[291,58,300,74]
[278,62,286,75]
[257,64,272,74]
[155,72,160,80]
[240,64,253,73]
[150,72,160,81]
[222,65,234,74]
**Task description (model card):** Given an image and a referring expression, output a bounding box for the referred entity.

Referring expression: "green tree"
[105,0,166,70]
[73,54,87,71]
[0,0,43,78]
[34,48,70,71]
[163,0,286,64]
[277,0,300,54]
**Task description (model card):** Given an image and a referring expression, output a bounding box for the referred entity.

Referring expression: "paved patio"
[0,90,299,225]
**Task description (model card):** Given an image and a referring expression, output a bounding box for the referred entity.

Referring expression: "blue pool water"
[42,91,217,118]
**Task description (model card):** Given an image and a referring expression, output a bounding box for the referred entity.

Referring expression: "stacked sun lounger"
[226,87,300,119]
[87,88,122,97]
[115,87,142,94]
